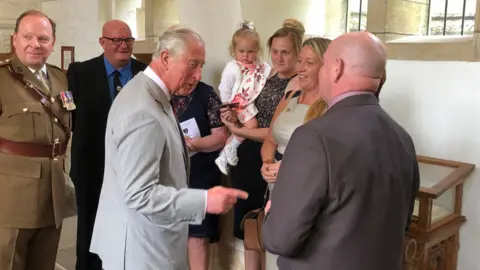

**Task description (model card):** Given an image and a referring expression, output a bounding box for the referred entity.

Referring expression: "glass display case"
[403,155,475,270]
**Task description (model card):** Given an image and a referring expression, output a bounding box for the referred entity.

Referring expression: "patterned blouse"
[255,73,296,128]
[171,88,223,129]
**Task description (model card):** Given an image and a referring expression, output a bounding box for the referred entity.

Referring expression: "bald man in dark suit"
[262,32,419,270]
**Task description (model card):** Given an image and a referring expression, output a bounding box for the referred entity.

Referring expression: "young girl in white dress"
[215,21,272,175]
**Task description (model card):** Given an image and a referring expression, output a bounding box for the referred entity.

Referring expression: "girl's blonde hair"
[228,20,263,59]
[301,37,332,122]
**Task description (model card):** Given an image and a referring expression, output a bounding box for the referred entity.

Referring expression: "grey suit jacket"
[90,72,206,270]
[263,94,420,270]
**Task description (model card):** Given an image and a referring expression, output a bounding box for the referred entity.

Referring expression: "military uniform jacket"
[0,56,72,229]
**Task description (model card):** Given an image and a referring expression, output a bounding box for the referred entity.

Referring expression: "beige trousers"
[0,225,61,270]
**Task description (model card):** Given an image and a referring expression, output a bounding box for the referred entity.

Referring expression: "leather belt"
[0,138,67,159]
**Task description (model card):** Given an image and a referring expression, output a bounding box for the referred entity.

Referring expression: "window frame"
[366,0,480,61]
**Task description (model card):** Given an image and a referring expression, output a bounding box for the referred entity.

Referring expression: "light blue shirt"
[103,56,132,100]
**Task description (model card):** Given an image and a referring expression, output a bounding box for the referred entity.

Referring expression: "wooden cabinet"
[403,155,475,270]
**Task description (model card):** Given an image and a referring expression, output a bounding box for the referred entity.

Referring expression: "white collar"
[28,64,47,76]
[143,67,171,100]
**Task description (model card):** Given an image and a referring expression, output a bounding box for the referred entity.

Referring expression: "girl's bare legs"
[215,117,258,174]
[225,117,258,165]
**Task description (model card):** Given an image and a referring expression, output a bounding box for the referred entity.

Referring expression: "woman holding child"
[220,19,305,270]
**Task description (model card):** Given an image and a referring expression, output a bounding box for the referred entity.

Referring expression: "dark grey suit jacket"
[262,93,420,270]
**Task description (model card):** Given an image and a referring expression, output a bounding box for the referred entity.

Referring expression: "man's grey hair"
[153,25,204,59]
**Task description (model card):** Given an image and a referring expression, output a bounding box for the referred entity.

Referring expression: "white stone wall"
[176,0,241,87]
[42,0,104,66]
[0,0,41,53]
[114,0,142,38]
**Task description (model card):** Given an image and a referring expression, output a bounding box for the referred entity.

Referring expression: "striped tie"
[35,70,51,93]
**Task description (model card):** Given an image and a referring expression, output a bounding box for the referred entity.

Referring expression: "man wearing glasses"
[67,19,147,270]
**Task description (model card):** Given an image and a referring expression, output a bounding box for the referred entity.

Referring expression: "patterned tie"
[35,70,51,93]
[113,70,122,99]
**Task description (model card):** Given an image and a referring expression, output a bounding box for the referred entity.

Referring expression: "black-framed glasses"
[102,37,135,46]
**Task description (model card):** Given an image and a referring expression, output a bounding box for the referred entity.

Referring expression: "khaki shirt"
[0,56,72,229]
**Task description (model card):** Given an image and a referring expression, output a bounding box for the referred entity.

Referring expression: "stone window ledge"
[387,35,473,44]
[385,35,476,61]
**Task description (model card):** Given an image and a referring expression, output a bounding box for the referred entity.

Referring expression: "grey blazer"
[90,72,206,270]
[262,94,420,270]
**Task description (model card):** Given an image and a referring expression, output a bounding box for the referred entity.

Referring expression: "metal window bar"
[461,0,467,35]
[345,0,350,33]
[426,0,432,35]
[442,0,449,35]
[429,0,468,36]
[358,0,363,32]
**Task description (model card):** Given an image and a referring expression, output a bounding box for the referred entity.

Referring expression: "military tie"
[35,70,51,93]
[113,70,122,99]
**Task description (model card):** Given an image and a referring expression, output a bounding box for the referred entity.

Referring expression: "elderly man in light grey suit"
[90,26,249,270]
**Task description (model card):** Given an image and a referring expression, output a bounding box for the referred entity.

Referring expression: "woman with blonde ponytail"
[304,98,328,122]
[260,37,331,191]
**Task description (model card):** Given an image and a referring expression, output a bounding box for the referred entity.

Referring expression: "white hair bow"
[239,21,255,30]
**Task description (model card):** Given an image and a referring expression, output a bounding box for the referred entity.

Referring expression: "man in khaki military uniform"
[0,10,72,270]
